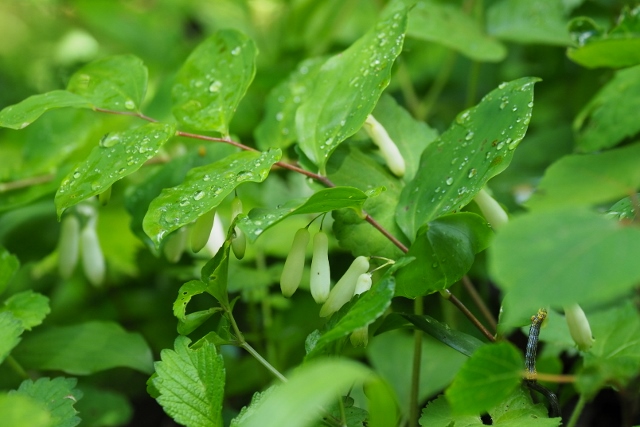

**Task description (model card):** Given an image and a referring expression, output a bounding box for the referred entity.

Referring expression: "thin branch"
[0,174,54,192]
[241,342,288,383]
[364,213,409,253]
[534,372,576,384]
[93,107,158,123]
[442,289,496,342]
[461,275,497,332]
[409,297,424,427]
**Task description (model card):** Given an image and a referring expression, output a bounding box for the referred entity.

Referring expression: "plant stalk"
[566,394,587,427]
[409,296,424,427]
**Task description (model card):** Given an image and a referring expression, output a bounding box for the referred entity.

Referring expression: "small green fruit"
[320,256,369,317]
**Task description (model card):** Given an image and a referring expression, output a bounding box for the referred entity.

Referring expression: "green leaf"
[420,395,482,427]
[11,377,83,427]
[172,29,257,134]
[489,209,640,323]
[329,144,408,258]
[296,5,407,172]
[237,187,368,242]
[67,54,148,112]
[173,280,221,335]
[606,194,638,221]
[395,213,492,298]
[0,393,51,427]
[574,66,640,152]
[487,0,571,46]
[406,0,506,62]
[234,359,372,427]
[152,336,225,427]
[200,223,235,308]
[1,290,50,330]
[578,302,640,398]
[55,122,176,217]
[397,77,538,240]
[12,320,154,375]
[255,57,325,151]
[366,378,399,427]
[143,149,281,248]
[0,245,19,295]
[445,342,523,415]
[0,311,23,364]
[526,143,640,210]
[0,90,93,130]
[74,386,133,427]
[230,388,275,427]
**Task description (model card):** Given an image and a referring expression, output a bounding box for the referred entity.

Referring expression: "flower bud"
[364,115,405,177]
[164,226,188,263]
[58,214,80,279]
[354,273,372,296]
[350,326,369,348]
[310,231,331,303]
[320,256,369,317]
[191,208,216,253]
[280,228,310,297]
[231,197,246,260]
[80,217,105,286]
[564,304,595,352]
[474,188,508,231]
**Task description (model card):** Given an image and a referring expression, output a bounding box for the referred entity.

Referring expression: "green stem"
[0,174,54,192]
[6,356,30,380]
[567,394,587,427]
[465,61,481,108]
[397,60,422,117]
[409,296,424,427]
[416,51,457,121]
[241,342,288,383]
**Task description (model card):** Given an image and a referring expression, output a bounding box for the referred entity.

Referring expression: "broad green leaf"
[74,386,133,427]
[574,66,640,152]
[487,0,571,46]
[230,389,275,427]
[490,209,640,323]
[445,342,523,415]
[152,336,225,427]
[406,0,506,62]
[372,94,438,182]
[606,194,637,221]
[578,302,640,398]
[11,377,83,427]
[237,187,368,242]
[1,290,50,330]
[12,320,154,375]
[0,393,51,427]
[395,213,492,298]
[526,142,640,210]
[296,5,407,172]
[55,122,176,217]
[366,378,398,427]
[172,29,257,134]
[397,77,538,240]
[420,395,482,427]
[67,54,148,111]
[235,359,372,427]
[329,144,408,258]
[143,149,281,248]
[173,280,221,335]
[0,311,23,364]
[0,245,19,295]
[0,90,93,130]
[255,57,325,151]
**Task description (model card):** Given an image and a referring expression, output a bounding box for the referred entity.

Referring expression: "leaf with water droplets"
[406,0,506,62]
[0,90,92,130]
[172,29,257,135]
[395,213,493,298]
[296,4,407,173]
[67,54,148,112]
[55,122,176,218]
[237,186,368,242]
[397,77,539,240]
[143,149,281,248]
[255,57,325,151]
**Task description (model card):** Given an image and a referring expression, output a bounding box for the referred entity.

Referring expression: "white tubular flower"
[231,197,246,260]
[190,208,216,253]
[363,114,405,177]
[354,273,372,296]
[280,228,310,297]
[163,226,188,263]
[310,231,331,303]
[80,216,105,286]
[58,214,80,279]
[564,304,595,352]
[474,188,509,231]
[319,256,370,317]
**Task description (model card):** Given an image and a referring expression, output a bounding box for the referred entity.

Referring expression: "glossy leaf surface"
[397,77,538,240]
[0,91,92,130]
[12,377,82,427]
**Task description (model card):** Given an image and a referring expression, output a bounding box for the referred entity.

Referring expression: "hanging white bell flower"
[80,216,105,286]
[58,214,80,279]
[319,256,370,317]
[363,115,406,177]
[310,231,331,303]
[191,208,216,253]
[164,226,188,263]
[231,196,247,260]
[280,228,310,297]
[474,188,509,231]
[564,304,595,352]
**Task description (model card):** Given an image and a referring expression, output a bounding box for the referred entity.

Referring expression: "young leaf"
[0,393,51,427]
[419,395,482,427]
[574,66,640,152]
[490,209,640,323]
[67,54,148,112]
[11,320,154,375]
[526,142,640,210]
[11,377,83,427]
[395,213,492,298]
[200,224,236,308]
[296,5,407,172]
[236,186,368,242]
[445,342,523,415]
[152,336,225,427]
[407,0,506,62]
[143,149,281,248]
[397,77,538,240]
[0,245,19,295]
[1,290,50,330]
[172,29,257,134]
[173,280,221,335]
[0,90,92,130]
[0,311,23,364]
[55,122,176,217]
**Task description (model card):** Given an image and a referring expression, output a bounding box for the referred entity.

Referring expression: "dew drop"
[507,138,518,150]
[209,80,222,92]
[468,168,477,178]
[193,190,205,201]
[73,171,81,179]
[498,82,507,89]
[527,101,534,108]
[275,112,284,121]
[203,174,211,182]
[179,198,190,207]
[465,130,474,141]
[231,46,241,55]
[124,99,135,110]
[496,141,505,150]
[446,177,454,186]
[20,122,29,129]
